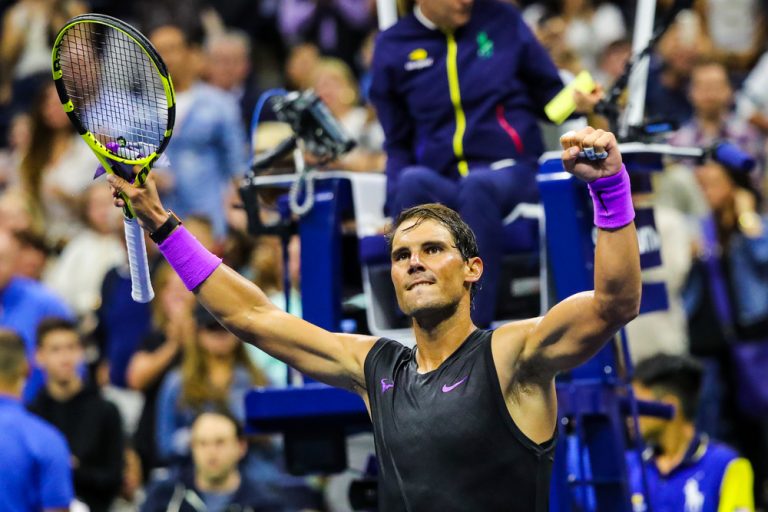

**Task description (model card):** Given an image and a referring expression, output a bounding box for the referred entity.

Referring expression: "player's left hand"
[560,127,622,182]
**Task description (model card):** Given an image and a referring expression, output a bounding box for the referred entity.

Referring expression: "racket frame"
[51,13,176,303]
[51,13,176,201]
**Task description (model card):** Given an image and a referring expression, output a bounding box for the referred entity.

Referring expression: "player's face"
[390,219,481,318]
[36,329,83,384]
[418,0,474,30]
[190,414,244,484]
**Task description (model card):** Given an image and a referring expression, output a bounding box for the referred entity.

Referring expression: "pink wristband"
[587,164,635,229]
[158,226,222,291]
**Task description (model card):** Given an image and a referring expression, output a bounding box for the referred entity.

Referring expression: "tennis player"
[108,126,640,511]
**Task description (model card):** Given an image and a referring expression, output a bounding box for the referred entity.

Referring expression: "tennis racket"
[51,14,175,303]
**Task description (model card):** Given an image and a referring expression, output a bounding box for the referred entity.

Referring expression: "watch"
[149,210,182,244]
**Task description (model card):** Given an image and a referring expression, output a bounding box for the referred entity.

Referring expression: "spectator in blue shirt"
[370,0,582,326]
[0,227,73,400]
[149,24,250,239]
[626,354,754,512]
[0,328,73,512]
[0,228,73,352]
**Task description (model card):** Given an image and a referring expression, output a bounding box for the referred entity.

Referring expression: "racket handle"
[124,217,155,303]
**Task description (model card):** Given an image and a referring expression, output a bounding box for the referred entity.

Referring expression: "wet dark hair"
[634,354,704,421]
[387,203,480,299]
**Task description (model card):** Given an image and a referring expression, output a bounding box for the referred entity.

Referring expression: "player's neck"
[655,419,696,474]
[412,308,476,373]
[46,376,83,402]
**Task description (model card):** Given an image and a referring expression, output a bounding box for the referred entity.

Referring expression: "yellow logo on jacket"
[405,48,434,71]
[409,48,428,61]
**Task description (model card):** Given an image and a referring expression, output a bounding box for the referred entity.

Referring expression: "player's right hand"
[560,127,622,183]
[107,165,168,233]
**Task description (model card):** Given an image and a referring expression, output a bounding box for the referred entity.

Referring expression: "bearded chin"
[409,298,460,331]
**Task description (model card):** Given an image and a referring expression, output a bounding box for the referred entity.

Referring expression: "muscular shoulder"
[492,318,537,355]
[490,318,540,388]
[365,336,411,361]
[363,338,411,378]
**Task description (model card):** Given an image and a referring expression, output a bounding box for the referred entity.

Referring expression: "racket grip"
[124,217,155,302]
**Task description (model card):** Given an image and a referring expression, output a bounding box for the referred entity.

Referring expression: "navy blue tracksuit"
[370,0,564,326]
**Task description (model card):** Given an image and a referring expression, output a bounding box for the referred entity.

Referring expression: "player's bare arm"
[521,128,640,377]
[107,168,377,394]
[492,128,640,439]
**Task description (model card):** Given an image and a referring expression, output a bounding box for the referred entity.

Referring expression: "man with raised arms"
[107,126,640,511]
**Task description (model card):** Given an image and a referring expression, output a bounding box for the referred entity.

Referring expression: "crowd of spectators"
[2,0,768,510]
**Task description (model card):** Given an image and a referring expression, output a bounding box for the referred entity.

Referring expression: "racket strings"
[58,22,168,160]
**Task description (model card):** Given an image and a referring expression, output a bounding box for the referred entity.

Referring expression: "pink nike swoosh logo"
[442,376,468,393]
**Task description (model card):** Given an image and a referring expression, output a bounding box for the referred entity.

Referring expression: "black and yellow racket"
[52,14,175,303]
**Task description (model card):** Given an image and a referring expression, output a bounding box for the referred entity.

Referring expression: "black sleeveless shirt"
[364,329,556,512]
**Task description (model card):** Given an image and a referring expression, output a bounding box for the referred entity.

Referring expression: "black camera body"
[272,90,356,161]
[240,89,357,237]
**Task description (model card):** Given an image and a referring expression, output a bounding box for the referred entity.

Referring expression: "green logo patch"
[477,31,494,59]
